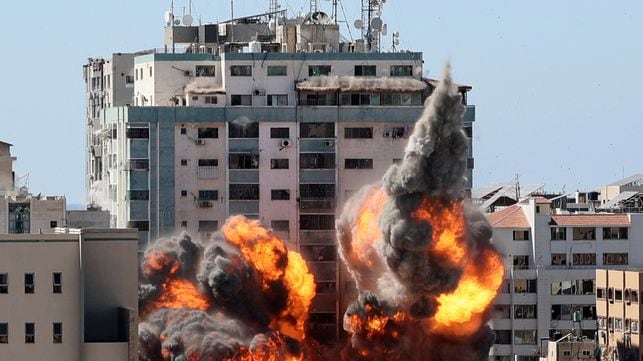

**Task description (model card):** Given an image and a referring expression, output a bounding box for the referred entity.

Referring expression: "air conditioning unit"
[254,89,266,96]
[323,140,334,147]
[383,130,393,138]
[198,201,213,208]
[195,139,205,145]
[281,139,292,147]
[184,70,193,77]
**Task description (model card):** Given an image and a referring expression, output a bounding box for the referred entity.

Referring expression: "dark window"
[354,65,376,76]
[494,304,511,319]
[270,159,289,169]
[597,288,606,299]
[300,214,335,230]
[50,221,57,228]
[25,323,34,343]
[300,184,335,199]
[229,154,259,169]
[271,220,289,231]
[180,159,188,166]
[53,323,62,343]
[198,221,218,232]
[344,127,373,139]
[204,96,218,104]
[300,153,335,169]
[198,128,218,138]
[129,159,149,170]
[24,273,34,294]
[493,330,512,345]
[198,159,219,167]
[270,127,290,138]
[514,279,537,293]
[513,255,529,270]
[573,227,596,240]
[616,289,623,301]
[230,94,252,106]
[198,190,218,201]
[463,126,473,138]
[0,273,6,293]
[603,227,628,240]
[380,93,422,106]
[229,184,259,200]
[301,92,337,106]
[308,65,331,76]
[603,253,628,265]
[271,189,291,200]
[267,94,288,106]
[196,65,216,77]
[551,253,566,265]
[52,273,62,294]
[300,123,335,138]
[345,159,373,169]
[181,190,187,197]
[127,190,149,201]
[390,65,413,77]
[572,253,596,266]
[301,245,338,262]
[229,122,259,138]
[127,220,149,232]
[551,227,566,240]
[126,128,149,139]
[180,221,188,228]
[0,323,6,343]
[513,230,530,241]
[267,66,287,76]
[230,65,252,76]
[180,127,187,135]
[514,305,537,319]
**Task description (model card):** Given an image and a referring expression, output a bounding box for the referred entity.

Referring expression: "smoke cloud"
[296,75,427,93]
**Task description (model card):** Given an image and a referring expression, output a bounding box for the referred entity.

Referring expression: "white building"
[0,228,138,361]
[487,197,643,361]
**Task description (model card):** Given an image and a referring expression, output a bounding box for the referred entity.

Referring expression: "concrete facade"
[0,228,138,361]
[488,199,643,361]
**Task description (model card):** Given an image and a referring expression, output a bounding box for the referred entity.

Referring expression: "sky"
[1,1,642,205]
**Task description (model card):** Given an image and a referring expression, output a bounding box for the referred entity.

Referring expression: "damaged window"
[230,65,252,76]
[229,184,259,200]
[551,253,566,266]
[572,227,596,240]
[308,65,331,76]
[354,65,376,76]
[390,65,413,77]
[514,279,537,293]
[229,122,259,138]
[513,255,529,270]
[196,65,216,77]
[229,154,259,169]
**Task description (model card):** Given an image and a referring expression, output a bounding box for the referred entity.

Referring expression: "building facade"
[487,198,643,361]
[0,228,138,361]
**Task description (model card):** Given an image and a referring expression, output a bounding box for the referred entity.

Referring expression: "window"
[24,273,34,294]
[129,159,149,170]
[300,214,335,230]
[598,317,607,329]
[345,159,373,169]
[180,221,188,228]
[127,190,149,201]
[632,290,639,303]
[196,65,216,77]
[572,253,596,265]
[52,273,62,294]
[301,245,337,261]
[267,94,288,106]
[267,66,287,76]
[463,125,473,138]
[615,318,623,330]
[300,184,335,199]
[550,227,566,240]
[25,323,34,343]
[204,96,218,104]
[562,351,571,357]
[149,67,153,77]
[301,92,337,106]
[127,220,149,232]
[344,127,373,139]
[615,289,623,302]
[0,273,6,293]
[229,184,259,200]
[198,221,218,232]
[573,227,596,240]
[198,159,218,167]
[271,190,290,200]
[300,122,335,138]
[390,65,413,77]
[597,287,606,299]
[181,190,187,197]
[493,330,511,345]
[514,279,537,293]
[0,323,6,343]
[50,221,57,228]
[513,255,529,270]
[180,159,188,166]
[340,93,373,106]
[270,159,289,169]
[308,65,331,76]
[180,127,187,135]
[354,65,376,76]
[514,305,537,319]
[125,75,134,84]
[270,127,290,139]
[380,93,422,106]
[230,94,252,106]
[229,122,259,138]
[603,253,628,265]
[230,65,252,76]
[603,227,628,240]
[513,230,530,240]
[271,220,289,231]
[126,128,149,139]
[632,320,639,333]
[198,190,218,201]
[53,323,62,343]
[229,154,259,169]
[300,153,335,169]
[551,253,566,266]
[494,304,511,319]
[514,330,537,345]
[198,128,218,138]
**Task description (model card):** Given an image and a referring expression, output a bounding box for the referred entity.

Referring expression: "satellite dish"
[375,11,382,17]
[393,31,400,37]
[354,19,363,29]
[164,11,173,23]
[382,24,388,36]
[183,14,193,26]
[311,11,330,24]
[174,19,181,26]
[394,39,400,45]
[370,17,383,30]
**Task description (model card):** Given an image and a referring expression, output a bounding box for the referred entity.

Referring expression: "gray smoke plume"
[338,65,501,361]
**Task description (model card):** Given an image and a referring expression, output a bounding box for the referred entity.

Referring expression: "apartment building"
[0,228,138,361]
[83,4,476,343]
[596,269,643,361]
[487,197,643,361]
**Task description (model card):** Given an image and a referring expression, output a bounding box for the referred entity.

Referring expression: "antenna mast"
[333,0,338,24]
[361,0,382,52]
[310,0,318,14]
[269,0,279,13]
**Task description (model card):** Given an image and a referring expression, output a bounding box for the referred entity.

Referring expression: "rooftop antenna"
[310,0,318,14]
[356,0,386,52]
[230,0,234,43]
[182,0,193,26]
[332,0,338,24]
[269,0,279,13]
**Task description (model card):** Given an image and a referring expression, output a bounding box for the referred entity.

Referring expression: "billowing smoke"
[337,65,504,361]
[138,216,316,361]
[296,75,427,93]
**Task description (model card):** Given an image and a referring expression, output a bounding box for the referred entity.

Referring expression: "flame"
[411,198,467,265]
[143,251,180,278]
[222,216,316,341]
[351,187,389,266]
[346,304,405,339]
[430,248,504,336]
[150,279,210,313]
[225,333,304,361]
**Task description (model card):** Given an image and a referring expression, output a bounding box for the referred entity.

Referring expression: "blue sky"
[1,1,642,205]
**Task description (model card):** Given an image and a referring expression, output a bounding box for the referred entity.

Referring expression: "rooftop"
[550,214,630,226]
[607,173,643,187]
[485,205,529,228]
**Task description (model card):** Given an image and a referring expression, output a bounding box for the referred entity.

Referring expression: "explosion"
[337,65,504,361]
[139,217,316,361]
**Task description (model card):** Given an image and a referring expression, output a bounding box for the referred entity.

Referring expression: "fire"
[430,248,504,336]
[143,251,180,278]
[149,279,210,313]
[224,333,305,361]
[351,187,389,266]
[411,198,467,265]
[346,304,405,339]
[222,216,316,341]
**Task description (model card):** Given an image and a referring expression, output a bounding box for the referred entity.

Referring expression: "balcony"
[299,199,336,210]
[197,166,219,179]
